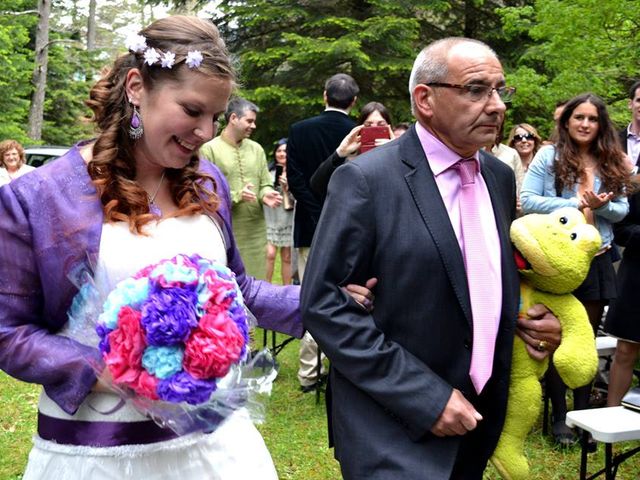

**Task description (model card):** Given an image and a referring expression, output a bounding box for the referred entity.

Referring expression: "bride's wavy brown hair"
[85,16,236,233]
[555,93,632,196]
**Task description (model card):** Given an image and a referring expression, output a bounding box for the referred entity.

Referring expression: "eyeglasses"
[363,120,389,127]
[425,82,516,103]
[513,133,535,142]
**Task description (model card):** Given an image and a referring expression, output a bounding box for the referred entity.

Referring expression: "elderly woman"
[0,139,35,185]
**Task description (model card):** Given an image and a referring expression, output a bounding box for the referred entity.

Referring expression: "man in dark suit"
[618,80,640,167]
[301,38,561,479]
[287,73,359,391]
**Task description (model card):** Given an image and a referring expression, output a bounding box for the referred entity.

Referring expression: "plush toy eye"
[570,232,577,240]
[559,216,568,225]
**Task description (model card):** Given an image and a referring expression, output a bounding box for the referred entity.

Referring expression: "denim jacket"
[520,145,629,248]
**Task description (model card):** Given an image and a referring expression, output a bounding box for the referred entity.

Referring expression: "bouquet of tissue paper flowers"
[67,253,276,434]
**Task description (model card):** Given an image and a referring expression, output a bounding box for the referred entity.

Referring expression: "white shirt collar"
[324,107,350,115]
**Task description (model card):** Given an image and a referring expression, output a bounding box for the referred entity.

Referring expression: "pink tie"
[452,158,498,394]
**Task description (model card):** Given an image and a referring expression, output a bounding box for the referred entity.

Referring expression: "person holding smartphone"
[310,101,394,198]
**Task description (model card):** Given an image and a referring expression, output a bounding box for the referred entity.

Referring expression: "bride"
[0,15,372,479]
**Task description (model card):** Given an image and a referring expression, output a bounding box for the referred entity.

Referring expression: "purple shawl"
[0,145,301,415]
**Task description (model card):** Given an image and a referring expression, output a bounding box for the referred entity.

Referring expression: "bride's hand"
[343,277,378,312]
[93,367,114,393]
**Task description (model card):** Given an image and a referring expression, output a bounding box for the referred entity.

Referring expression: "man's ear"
[125,68,144,105]
[413,84,435,120]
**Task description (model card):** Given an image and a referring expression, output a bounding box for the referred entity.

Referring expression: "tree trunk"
[87,0,97,51]
[27,0,51,141]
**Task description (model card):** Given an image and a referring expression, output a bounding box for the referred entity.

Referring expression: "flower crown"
[125,33,203,69]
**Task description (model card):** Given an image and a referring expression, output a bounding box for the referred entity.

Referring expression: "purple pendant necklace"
[147,170,166,216]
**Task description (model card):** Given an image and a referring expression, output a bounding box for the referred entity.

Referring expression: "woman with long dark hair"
[263,138,293,284]
[521,93,632,446]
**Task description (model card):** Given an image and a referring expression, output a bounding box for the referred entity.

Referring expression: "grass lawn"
[3,340,640,479]
[2,254,640,478]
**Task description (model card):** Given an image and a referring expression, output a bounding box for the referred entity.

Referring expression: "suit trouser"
[297,247,327,386]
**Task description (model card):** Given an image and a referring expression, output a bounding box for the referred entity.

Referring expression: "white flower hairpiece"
[125,33,204,70]
[125,33,147,53]
[144,47,160,66]
[161,51,176,69]
[186,50,203,69]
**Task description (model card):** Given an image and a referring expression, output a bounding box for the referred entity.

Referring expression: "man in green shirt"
[200,97,282,279]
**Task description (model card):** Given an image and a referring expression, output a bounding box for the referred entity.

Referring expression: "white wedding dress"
[23,215,278,480]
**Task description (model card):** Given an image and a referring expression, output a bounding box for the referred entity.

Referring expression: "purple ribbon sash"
[38,412,180,447]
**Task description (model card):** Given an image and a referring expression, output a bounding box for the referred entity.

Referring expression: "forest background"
[1,0,639,151]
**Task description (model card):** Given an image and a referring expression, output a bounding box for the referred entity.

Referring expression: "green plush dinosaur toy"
[490,207,601,480]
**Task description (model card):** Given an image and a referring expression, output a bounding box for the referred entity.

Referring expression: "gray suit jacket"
[301,125,519,479]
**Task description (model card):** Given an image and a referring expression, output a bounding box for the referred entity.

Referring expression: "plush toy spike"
[491,208,600,480]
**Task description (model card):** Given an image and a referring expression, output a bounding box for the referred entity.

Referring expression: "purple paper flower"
[141,287,198,346]
[96,322,113,354]
[229,303,250,356]
[157,371,217,405]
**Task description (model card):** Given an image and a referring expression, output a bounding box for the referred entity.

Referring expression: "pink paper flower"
[104,306,146,386]
[183,313,244,379]
[134,370,160,400]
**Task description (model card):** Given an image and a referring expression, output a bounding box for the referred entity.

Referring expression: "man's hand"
[262,190,283,208]
[241,183,257,202]
[516,304,562,361]
[430,389,483,437]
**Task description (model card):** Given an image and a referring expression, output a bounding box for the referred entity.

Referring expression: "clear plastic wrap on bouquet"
[65,253,277,436]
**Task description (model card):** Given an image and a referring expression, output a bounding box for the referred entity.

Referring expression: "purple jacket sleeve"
[0,180,102,415]
[200,159,303,339]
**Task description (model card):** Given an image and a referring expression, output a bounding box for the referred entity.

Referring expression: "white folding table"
[566,406,640,479]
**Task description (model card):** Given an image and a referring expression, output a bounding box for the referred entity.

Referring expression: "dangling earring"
[129,104,144,140]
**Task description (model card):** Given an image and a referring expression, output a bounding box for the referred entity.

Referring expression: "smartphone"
[360,126,391,154]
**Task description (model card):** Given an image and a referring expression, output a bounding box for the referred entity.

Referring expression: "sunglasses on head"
[513,133,535,142]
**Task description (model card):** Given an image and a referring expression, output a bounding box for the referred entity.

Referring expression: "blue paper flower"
[142,345,184,379]
[151,261,198,286]
[100,277,150,328]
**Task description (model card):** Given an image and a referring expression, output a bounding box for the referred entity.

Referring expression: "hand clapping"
[579,190,613,210]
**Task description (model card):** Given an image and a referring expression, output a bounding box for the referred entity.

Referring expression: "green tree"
[0,1,37,143]
[499,0,640,137]
[211,0,420,147]
[156,0,533,148]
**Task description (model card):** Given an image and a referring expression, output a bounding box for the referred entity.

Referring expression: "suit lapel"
[400,129,472,324]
